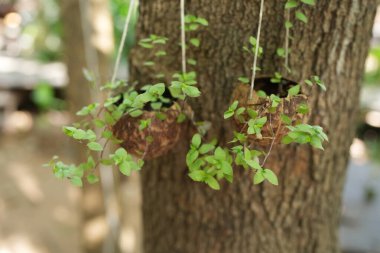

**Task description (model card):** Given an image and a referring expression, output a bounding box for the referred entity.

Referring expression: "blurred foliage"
[21,0,62,61]
[364,47,380,86]
[31,82,65,111]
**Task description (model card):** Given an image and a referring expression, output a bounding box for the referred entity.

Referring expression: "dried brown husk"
[232,83,308,146]
[113,102,189,159]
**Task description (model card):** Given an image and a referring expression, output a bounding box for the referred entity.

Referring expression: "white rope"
[249,0,265,99]
[180,0,187,74]
[284,9,290,71]
[111,0,137,83]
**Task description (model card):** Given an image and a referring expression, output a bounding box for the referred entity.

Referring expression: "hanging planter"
[230,76,308,146]
[112,101,188,159]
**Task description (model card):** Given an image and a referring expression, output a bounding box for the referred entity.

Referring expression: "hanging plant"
[186,0,328,190]
[46,0,208,184]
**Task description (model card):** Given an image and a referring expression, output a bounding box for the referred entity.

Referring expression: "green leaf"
[87,142,103,152]
[230,100,239,111]
[253,171,265,184]
[87,174,99,184]
[245,159,262,170]
[214,147,226,160]
[285,21,293,29]
[191,134,202,148]
[187,59,197,65]
[224,110,234,119]
[177,113,187,123]
[301,0,315,5]
[256,117,267,126]
[238,77,249,84]
[183,86,201,97]
[280,114,292,125]
[189,170,206,182]
[304,79,313,86]
[310,136,324,150]
[73,129,87,140]
[257,90,267,98]
[285,0,298,9]
[288,84,300,97]
[263,169,279,185]
[277,48,286,57]
[119,161,132,176]
[296,11,308,23]
[205,177,220,190]
[199,144,214,154]
[71,177,83,187]
[196,17,209,26]
[221,161,233,176]
[190,38,200,47]
[282,135,294,144]
[129,110,143,118]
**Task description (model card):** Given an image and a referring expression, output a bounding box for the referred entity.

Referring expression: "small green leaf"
[224,110,234,119]
[188,59,197,66]
[280,114,292,125]
[285,0,298,9]
[119,161,132,176]
[199,144,214,154]
[301,0,315,5]
[253,171,265,184]
[205,177,220,190]
[214,147,226,160]
[285,21,293,29]
[192,134,202,148]
[87,174,99,184]
[238,77,249,84]
[71,177,83,187]
[263,169,279,185]
[296,11,308,23]
[189,170,206,181]
[190,38,200,47]
[87,142,103,152]
[311,136,324,150]
[288,84,300,97]
[183,86,201,97]
[176,113,187,123]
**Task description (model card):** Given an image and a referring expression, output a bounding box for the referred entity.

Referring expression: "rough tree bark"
[130,1,376,253]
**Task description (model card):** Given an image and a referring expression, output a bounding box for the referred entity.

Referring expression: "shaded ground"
[0,113,81,253]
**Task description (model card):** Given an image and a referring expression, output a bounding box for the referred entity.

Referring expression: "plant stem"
[111,0,137,84]
[180,0,187,74]
[249,0,265,100]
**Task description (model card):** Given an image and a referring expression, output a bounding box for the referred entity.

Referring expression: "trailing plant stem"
[249,0,265,99]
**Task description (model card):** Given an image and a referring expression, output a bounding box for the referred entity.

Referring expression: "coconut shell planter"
[112,102,186,159]
[230,76,308,147]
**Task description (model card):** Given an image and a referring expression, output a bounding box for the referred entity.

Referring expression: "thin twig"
[111,0,137,83]
[249,0,265,99]
[261,121,281,167]
[180,0,187,74]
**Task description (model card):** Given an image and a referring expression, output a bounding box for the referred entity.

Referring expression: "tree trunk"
[130,1,377,252]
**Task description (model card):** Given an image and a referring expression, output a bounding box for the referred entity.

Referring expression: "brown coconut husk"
[231,79,308,147]
[112,102,189,159]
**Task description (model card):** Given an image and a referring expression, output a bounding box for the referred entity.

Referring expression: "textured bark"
[130,1,377,253]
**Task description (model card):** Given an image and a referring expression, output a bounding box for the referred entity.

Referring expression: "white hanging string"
[249,0,265,99]
[180,0,187,74]
[111,0,137,83]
